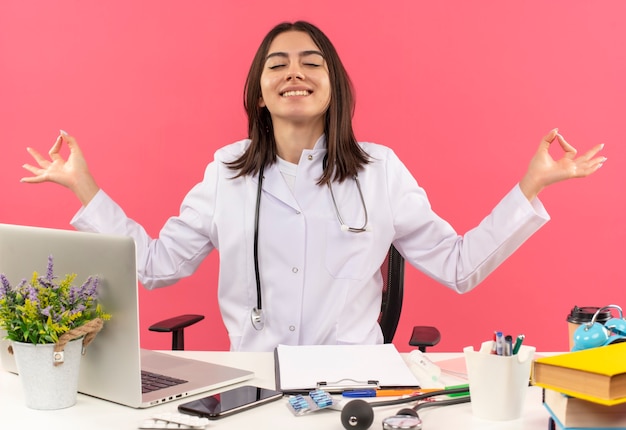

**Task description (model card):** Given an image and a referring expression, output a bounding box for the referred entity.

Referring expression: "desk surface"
[0,351,551,429]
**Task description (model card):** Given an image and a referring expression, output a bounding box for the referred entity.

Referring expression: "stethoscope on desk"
[250,154,370,330]
[339,386,471,430]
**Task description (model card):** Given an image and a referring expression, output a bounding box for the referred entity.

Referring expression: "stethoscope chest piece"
[382,414,423,430]
[251,308,264,331]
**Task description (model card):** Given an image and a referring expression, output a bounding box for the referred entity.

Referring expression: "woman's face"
[259,31,331,131]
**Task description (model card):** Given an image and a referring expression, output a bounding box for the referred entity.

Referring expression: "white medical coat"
[71,137,550,351]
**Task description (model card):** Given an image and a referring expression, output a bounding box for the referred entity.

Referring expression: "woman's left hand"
[519,128,606,201]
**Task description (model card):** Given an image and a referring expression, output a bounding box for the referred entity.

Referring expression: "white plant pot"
[12,338,83,410]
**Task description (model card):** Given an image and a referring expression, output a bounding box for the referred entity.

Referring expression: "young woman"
[21,21,606,352]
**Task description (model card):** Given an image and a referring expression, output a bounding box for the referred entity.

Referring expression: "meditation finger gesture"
[519,128,606,201]
[21,131,100,206]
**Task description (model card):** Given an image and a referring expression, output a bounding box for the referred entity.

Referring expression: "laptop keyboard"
[141,370,188,394]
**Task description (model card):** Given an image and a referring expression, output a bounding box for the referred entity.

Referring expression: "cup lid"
[567,306,613,324]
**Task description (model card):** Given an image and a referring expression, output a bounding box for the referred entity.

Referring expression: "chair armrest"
[149,314,205,332]
[149,314,205,350]
[409,326,441,352]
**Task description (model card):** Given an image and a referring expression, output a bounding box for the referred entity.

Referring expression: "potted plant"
[0,255,110,409]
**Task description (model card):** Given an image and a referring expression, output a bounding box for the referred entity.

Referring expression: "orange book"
[531,342,626,406]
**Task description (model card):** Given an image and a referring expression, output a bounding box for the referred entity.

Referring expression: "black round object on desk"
[340,399,375,430]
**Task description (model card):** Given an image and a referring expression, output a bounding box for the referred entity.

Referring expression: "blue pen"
[342,390,378,398]
[495,331,504,355]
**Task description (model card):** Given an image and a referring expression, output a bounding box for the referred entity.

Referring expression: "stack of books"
[531,341,626,429]
[542,388,626,429]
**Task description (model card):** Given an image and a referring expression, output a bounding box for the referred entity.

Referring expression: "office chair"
[379,245,441,351]
[149,245,441,351]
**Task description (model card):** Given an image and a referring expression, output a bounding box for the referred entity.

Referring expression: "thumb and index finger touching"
[540,128,575,153]
[542,128,606,162]
[57,130,83,156]
[21,130,83,184]
[25,130,82,163]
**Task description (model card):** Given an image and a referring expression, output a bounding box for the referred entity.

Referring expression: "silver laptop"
[0,223,253,408]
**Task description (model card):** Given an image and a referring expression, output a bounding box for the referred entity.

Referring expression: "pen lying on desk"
[342,384,470,398]
[342,389,419,398]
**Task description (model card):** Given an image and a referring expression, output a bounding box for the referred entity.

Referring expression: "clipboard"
[274,344,421,394]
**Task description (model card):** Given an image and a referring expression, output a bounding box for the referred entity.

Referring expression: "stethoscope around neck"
[250,154,369,330]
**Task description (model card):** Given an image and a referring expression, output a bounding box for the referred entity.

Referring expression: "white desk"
[0,351,551,429]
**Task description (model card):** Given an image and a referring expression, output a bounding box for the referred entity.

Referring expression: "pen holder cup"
[463,341,536,421]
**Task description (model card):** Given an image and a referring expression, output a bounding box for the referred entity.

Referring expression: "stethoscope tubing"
[251,155,369,330]
[253,164,264,311]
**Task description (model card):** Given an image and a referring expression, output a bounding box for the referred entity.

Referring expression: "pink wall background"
[1,1,624,352]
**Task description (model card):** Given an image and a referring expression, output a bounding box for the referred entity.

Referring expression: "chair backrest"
[378,245,405,343]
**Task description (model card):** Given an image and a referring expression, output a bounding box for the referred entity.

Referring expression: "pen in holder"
[463,340,535,421]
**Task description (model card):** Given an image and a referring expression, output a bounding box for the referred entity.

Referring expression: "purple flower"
[86,277,99,299]
[40,305,53,317]
[46,255,54,281]
[37,277,55,290]
[26,285,39,303]
[77,276,98,301]
[70,304,86,315]
[68,285,80,305]
[0,274,11,298]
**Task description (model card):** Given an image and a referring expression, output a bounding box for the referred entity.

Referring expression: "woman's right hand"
[21,130,100,206]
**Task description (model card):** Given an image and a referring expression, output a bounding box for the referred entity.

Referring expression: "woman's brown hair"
[227,21,370,184]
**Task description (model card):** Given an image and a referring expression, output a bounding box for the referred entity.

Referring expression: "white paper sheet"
[275,344,420,392]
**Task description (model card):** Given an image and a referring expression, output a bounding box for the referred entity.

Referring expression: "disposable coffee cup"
[463,341,535,421]
[567,306,612,350]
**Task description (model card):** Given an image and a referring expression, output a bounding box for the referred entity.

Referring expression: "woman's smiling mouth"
[281,90,311,97]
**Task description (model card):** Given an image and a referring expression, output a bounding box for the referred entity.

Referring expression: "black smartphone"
[177,385,283,419]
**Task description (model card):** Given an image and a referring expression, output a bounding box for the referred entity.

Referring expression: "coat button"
[292,267,298,273]
[289,325,296,331]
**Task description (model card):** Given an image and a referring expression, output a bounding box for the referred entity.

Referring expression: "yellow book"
[531,342,626,406]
